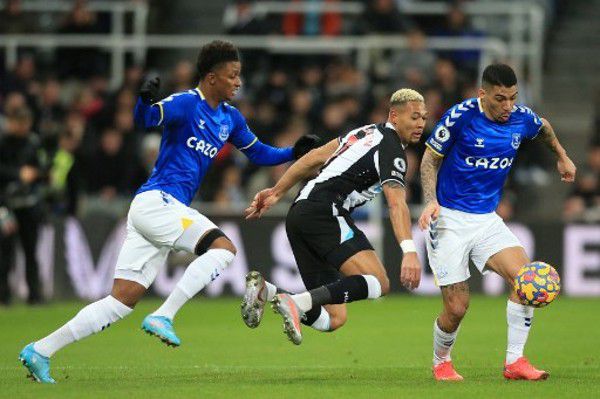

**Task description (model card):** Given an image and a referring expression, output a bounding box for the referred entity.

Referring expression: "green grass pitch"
[1,296,598,398]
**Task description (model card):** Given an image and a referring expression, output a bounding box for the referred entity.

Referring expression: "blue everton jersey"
[426,98,543,214]
[136,88,261,205]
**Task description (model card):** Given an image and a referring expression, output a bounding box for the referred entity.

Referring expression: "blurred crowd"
[0,0,496,215]
[0,0,587,303]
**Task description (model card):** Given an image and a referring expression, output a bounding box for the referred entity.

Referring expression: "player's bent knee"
[113,296,138,309]
[195,229,236,256]
[110,279,147,308]
[209,236,237,255]
[445,300,469,320]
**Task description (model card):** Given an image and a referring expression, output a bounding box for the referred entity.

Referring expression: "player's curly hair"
[482,63,517,88]
[196,40,240,79]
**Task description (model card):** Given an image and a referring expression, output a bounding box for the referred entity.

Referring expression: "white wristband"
[400,240,417,253]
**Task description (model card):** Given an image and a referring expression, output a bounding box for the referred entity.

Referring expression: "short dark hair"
[196,40,240,79]
[482,63,517,88]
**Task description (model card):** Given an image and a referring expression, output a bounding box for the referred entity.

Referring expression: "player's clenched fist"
[139,76,161,104]
[418,200,440,230]
[557,155,576,183]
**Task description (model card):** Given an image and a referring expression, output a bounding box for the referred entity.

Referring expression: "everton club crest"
[219,125,230,141]
[511,133,521,150]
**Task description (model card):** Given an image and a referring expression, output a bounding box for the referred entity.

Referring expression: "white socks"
[506,299,534,365]
[290,274,382,313]
[433,318,459,366]
[363,275,382,299]
[291,292,312,313]
[432,300,534,366]
[152,249,235,320]
[310,308,331,331]
[32,249,235,358]
[34,295,132,358]
[265,280,330,331]
[152,287,189,321]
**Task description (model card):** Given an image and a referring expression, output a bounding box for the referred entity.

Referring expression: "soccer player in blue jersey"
[418,64,576,381]
[18,40,319,383]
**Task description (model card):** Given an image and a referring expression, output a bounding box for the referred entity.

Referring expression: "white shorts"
[114,190,218,288]
[425,206,522,286]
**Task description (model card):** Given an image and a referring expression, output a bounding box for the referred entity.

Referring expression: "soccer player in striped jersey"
[242,89,426,345]
[418,64,576,381]
[19,40,319,383]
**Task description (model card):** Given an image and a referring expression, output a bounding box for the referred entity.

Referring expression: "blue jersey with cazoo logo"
[136,88,259,206]
[425,97,543,214]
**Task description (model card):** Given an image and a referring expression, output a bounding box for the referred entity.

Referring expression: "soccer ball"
[514,261,561,308]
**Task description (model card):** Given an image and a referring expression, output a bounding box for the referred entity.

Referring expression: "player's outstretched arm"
[537,118,576,183]
[240,135,322,166]
[418,147,443,230]
[383,182,421,290]
[244,138,338,218]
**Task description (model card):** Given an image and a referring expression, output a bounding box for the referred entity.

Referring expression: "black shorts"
[285,200,373,290]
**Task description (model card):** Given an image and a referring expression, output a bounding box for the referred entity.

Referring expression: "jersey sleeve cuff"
[381,178,405,187]
[425,142,444,157]
[153,103,164,126]
[530,124,543,140]
[238,137,258,151]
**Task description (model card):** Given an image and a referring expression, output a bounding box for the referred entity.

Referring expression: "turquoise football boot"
[19,343,56,384]
[141,315,181,347]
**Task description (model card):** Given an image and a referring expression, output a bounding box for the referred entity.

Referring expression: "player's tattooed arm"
[420,148,443,204]
[537,118,562,157]
[418,148,444,230]
[538,118,576,183]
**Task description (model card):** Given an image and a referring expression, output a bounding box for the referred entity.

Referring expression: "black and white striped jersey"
[296,122,408,213]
